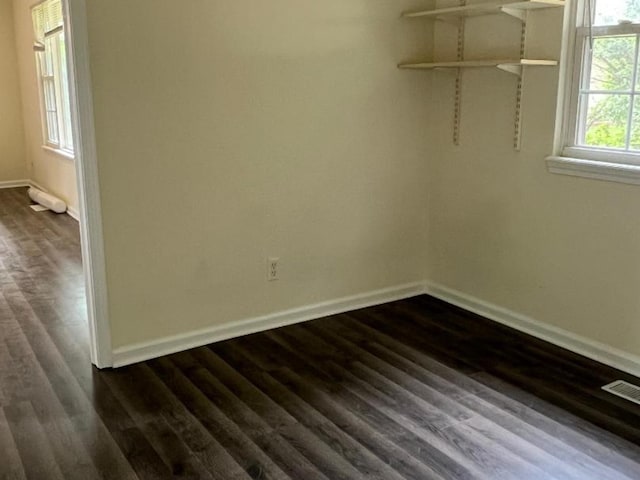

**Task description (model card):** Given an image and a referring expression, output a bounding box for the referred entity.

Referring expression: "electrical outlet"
[267,257,279,281]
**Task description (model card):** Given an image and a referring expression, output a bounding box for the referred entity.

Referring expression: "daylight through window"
[32,0,74,155]
[571,0,640,157]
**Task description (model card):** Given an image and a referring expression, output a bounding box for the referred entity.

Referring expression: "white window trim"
[42,144,75,160]
[33,0,75,160]
[546,0,640,185]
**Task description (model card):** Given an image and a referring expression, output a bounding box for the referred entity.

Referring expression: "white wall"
[84,0,434,348]
[427,1,640,357]
[81,0,640,364]
[13,0,78,210]
[0,0,26,183]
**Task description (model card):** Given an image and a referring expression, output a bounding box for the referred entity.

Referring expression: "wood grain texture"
[1,186,640,479]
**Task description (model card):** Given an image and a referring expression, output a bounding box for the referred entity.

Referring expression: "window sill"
[546,156,640,186]
[42,145,75,161]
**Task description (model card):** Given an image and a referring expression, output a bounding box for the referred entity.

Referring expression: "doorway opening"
[1,0,110,368]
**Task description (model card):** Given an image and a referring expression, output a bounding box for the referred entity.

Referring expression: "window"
[32,0,74,156]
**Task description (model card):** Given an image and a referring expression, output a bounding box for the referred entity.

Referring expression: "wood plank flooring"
[2,185,640,479]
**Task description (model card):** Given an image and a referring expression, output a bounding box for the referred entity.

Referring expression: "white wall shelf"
[398,59,558,77]
[402,1,565,22]
[398,0,564,149]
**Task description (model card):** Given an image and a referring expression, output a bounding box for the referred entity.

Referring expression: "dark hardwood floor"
[2,186,640,479]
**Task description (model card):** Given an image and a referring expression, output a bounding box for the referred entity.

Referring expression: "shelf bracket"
[453,2,466,146]
[496,64,523,77]
[513,14,529,151]
[500,7,528,22]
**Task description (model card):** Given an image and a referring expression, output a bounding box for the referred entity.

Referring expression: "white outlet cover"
[268,257,279,280]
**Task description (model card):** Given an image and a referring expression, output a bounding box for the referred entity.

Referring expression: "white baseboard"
[66,206,79,221]
[0,179,30,189]
[111,278,640,375]
[111,281,426,367]
[425,282,640,379]
[28,179,48,193]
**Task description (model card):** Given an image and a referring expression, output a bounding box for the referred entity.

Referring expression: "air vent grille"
[602,380,640,405]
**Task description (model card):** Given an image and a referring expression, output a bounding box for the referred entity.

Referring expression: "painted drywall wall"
[85,0,434,348]
[12,0,78,210]
[427,1,640,357]
[0,0,26,183]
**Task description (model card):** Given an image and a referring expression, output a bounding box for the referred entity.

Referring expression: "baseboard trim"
[0,179,30,189]
[28,179,49,193]
[111,279,640,374]
[111,281,426,367]
[425,282,640,379]
[66,206,79,221]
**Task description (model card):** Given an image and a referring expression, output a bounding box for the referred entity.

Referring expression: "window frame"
[566,22,640,164]
[548,0,640,185]
[32,0,75,159]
